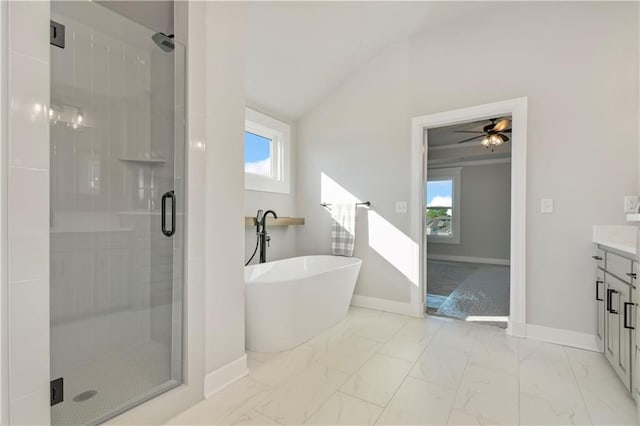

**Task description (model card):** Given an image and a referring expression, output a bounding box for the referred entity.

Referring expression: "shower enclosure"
[49,2,185,424]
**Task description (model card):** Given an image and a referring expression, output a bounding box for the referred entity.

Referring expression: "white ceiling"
[246,2,493,122]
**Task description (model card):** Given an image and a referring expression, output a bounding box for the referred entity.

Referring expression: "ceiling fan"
[454,118,511,150]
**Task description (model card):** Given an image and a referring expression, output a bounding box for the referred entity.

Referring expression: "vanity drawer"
[593,247,605,269]
[607,252,634,284]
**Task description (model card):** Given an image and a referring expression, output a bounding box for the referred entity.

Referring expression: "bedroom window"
[245,108,291,193]
[426,167,461,244]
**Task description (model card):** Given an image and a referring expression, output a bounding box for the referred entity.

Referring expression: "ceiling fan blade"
[457,135,485,144]
[501,129,512,133]
[453,130,485,134]
[492,119,511,132]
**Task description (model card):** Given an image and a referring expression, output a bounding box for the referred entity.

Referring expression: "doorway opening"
[424,117,512,328]
[410,97,527,336]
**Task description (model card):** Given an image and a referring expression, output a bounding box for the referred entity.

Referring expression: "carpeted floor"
[426,260,510,328]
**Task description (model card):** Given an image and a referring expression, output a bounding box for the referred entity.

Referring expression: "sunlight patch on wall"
[367,211,419,286]
[320,172,419,286]
[320,172,362,205]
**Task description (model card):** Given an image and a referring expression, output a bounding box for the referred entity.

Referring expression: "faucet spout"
[261,210,278,226]
[259,210,278,263]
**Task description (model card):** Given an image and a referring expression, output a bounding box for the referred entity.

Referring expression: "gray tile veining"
[167,306,639,426]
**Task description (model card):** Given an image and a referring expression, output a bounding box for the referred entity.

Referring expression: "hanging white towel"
[330,203,356,257]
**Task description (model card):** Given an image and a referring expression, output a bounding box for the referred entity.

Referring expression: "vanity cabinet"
[595,266,605,349]
[594,246,636,394]
[605,273,633,390]
[635,346,640,402]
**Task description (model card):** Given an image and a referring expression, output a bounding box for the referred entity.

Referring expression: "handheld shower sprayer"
[255,209,264,233]
[245,210,264,266]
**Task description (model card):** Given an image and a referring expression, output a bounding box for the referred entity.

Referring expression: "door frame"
[409,97,528,337]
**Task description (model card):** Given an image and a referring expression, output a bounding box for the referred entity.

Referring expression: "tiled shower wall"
[49,2,180,379]
[3,1,207,423]
[6,1,51,424]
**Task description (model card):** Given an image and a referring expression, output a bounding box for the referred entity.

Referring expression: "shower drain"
[73,390,97,402]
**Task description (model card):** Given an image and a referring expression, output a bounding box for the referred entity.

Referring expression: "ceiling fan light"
[481,137,490,146]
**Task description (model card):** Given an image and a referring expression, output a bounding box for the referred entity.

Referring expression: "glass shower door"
[49,2,185,424]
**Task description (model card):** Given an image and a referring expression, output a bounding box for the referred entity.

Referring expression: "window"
[244,108,291,193]
[426,167,461,244]
[244,132,272,177]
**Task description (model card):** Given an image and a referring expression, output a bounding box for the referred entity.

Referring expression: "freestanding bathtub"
[245,255,362,352]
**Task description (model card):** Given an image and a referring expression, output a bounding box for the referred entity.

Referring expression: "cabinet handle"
[624,302,635,329]
[626,273,637,279]
[607,289,619,314]
[596,280,604,301]
[592,255,603,261]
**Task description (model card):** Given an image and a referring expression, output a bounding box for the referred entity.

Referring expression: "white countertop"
[593,225,638,256]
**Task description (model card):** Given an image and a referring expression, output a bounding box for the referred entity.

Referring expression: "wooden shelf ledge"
[244,216,305,227]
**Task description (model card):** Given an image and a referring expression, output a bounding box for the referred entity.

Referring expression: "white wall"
[204,1,247,383]
[297,40,412,304]
[428,162,511,262]
[297,2,639,335]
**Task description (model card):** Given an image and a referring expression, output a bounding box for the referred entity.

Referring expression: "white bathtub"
[245,255,362,352]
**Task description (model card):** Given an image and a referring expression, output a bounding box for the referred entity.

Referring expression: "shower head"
[152,32,175,52]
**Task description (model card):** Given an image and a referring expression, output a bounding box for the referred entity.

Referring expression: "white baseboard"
[204,354,248,398]
[525,324,600,352]
[351,295,422,318]
[506,321,527,338]
[427,254,510,266]
[354,294,598,352]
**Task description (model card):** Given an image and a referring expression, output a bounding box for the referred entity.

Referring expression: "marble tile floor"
[167,307,638,425]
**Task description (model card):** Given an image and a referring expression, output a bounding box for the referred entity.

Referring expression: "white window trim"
[244,108,290,194]
[426,167,461,244]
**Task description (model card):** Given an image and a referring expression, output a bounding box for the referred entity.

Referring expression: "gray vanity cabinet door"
[596,267,605,351]
[605,276,620,372]
[605,273,632,391]
[617,280,632,392]
[631,262,640,350]
[635,344,640,403]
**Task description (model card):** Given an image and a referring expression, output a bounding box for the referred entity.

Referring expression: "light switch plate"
[395,201,408,214]
[624,195,639,213]
[541,198,554,214]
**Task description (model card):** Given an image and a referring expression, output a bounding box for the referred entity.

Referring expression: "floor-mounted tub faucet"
[259,210,278,263]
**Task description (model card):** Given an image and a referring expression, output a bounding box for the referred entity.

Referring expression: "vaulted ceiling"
[245,2,492,122]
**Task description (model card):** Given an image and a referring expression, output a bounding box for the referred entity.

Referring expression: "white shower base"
[51,339,175,425]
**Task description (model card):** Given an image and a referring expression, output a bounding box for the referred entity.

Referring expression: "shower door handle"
[161,190,176,237]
